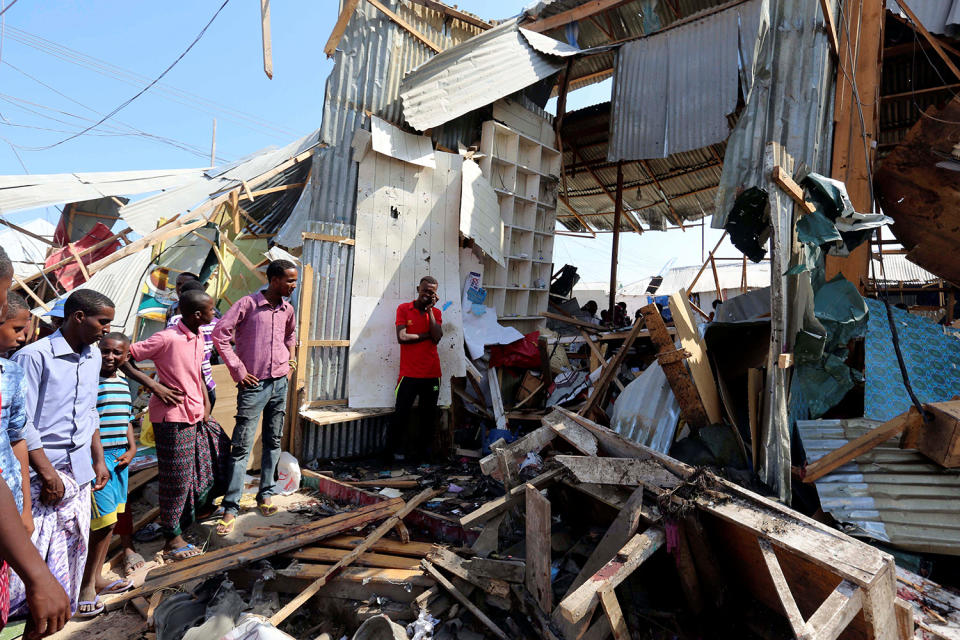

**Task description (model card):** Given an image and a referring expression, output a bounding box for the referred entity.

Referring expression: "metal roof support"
[608,162,624,319]
[570,145,641,233]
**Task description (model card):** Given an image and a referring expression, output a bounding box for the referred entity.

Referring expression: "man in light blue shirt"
[10,289,113,616]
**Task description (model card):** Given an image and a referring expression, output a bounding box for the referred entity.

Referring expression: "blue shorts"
[91,446,130,531]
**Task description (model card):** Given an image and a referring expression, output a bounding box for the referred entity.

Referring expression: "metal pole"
[609,162,624,320]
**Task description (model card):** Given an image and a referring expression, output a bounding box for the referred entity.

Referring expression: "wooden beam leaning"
[556,528,666,624]
[525,483,552,612]
[896,0,960,82]
[758,538,807,636]
[460,468,563,528]
[803,408,920,483]
[816,0,840,58]
[478,424,555,476]
[599,586,630,640]
[0,217,56,246]
[11,227,132,291]
[260,0,273,79]
[580,316,646,417]
[325,0,363,56]
[422,560,508,640]
[771,166,816,214]
[524,0,633,33]
[269,487,442,625]
[366,0,442,52]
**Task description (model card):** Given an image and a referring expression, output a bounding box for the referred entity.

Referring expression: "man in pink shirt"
[129,290,222,561]
[212,260,297,535]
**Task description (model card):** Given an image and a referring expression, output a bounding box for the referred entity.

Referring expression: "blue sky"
[0,0,731,285]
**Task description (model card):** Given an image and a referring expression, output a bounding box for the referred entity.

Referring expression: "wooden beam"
[556,528,666,625]
[325,0,361,57]
[544,408,599,455]
[580,316,646,418]
[11,228,129,291]
[221,236,268,284]
[758,538,807,637]
[243,182,306,199]
[229,188,240,234]
[803,409,920,482]
[13,275,50,311]
[525,483,552,612]
[524,0,633,33]
[554,455,683,491]
[771,166,816,214]
[609,161,623,319]
[686,231,727,293]
[269,488,441,625]
[460,468,563,527]
[288,262,314,457]
[404,0,492,30]
[425,547,510,598]
[301,231,356,245]
[478,424,555,476]
[422,560,508,640]
[366,0,442,52]
[599,587,629,640]
[260,0,273,79]
[0,217,56,246]
[896,0,960,82]
[816,0,840,58]
[805,580,864,640]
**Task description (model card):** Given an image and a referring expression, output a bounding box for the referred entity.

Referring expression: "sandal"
[215,518,236,536]
[98,578,133,595]
[76,598,104,618]
[258,503,279,517]
[123,552,146,576]
[163,544,202,562]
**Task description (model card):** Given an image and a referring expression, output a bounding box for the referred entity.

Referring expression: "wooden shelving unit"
[478,120,559,327]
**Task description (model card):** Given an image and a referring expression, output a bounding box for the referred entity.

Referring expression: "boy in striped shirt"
[77,333,138,616]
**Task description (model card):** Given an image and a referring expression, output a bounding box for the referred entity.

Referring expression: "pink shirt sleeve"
[129,330,168,362]
[212,298,249,383]
[284,304,297,356]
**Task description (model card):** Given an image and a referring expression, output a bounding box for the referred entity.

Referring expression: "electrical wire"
[0,0,17,18]
[3,25,298,138]
[1,61,223,161]
[11,0,232,151]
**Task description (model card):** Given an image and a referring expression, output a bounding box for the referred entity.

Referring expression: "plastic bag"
[489,331,541,368]
[139,416,156,448]
[275,451,301,495]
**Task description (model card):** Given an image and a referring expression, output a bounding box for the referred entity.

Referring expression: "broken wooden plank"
[565,486,645,599]
[525,483,552,612]
[488,366,508,431]
[805,580,863,640]
[422,559,508,640]
[771,166,817,214]
[346,479,420,489]
[287,546,422,570]
[464,557,525,583]
[367,0,441,52]
[106,499,403,609]
[260,0,273,79]
[580,316,646,417]
[478,424,556,476]
[470,512,505,557]
[269,487,442,625]
[599,586,629,640]
[555,455,683,491]
[669,290,722,424]
[803,408,920,482]
[556,528,666,624]
[543,409,598,456]
[639,303,710,430]
[426,546,510,598]
[324,0,362,56]
[460,468,563,528]
[758,538,807,636]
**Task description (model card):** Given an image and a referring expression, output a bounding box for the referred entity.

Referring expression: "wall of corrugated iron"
[713,0,837,227]
[301,415,390,461]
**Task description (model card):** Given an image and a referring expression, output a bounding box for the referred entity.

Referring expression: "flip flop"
[97,578,134,595]
[123,552,146,576]
[258,503,279,517]
[163,544,202,562]
[76,598,104,618]
[215,518,236,536]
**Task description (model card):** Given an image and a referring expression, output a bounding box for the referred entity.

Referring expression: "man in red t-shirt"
[391,276,444,463]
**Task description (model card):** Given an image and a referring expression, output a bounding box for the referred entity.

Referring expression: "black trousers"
[389,377,440,460]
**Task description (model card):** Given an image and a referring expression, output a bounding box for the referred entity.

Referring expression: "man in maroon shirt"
[212,260,297,535]
[391,276,444,464]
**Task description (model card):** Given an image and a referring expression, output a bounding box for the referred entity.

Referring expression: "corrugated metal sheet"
[869,253,938,284]
[608,0,759,160]
[889,0,960,37]
[559,102,725,232]
[0,168,203,216]
[119,130,320,236]
[713,0,836,227]
[798,418,960,556]
[301,222,354,403]
[30,248,153,336]
[300,415,389,460]
[610,361,682,453]
[656,261,771,295]
[0,218,55,277]
[399,19,566,132]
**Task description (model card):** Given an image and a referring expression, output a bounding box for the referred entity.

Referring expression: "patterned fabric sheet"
[864,298,960,421]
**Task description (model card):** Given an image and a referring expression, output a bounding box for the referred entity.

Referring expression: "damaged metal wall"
[301,415,389,461]
[712,0,837,228]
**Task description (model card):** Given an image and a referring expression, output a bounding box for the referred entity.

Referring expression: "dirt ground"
[27,483,318,640]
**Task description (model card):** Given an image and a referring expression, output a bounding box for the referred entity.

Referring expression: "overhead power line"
[4,24,298,138]
[12,0,233,151]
